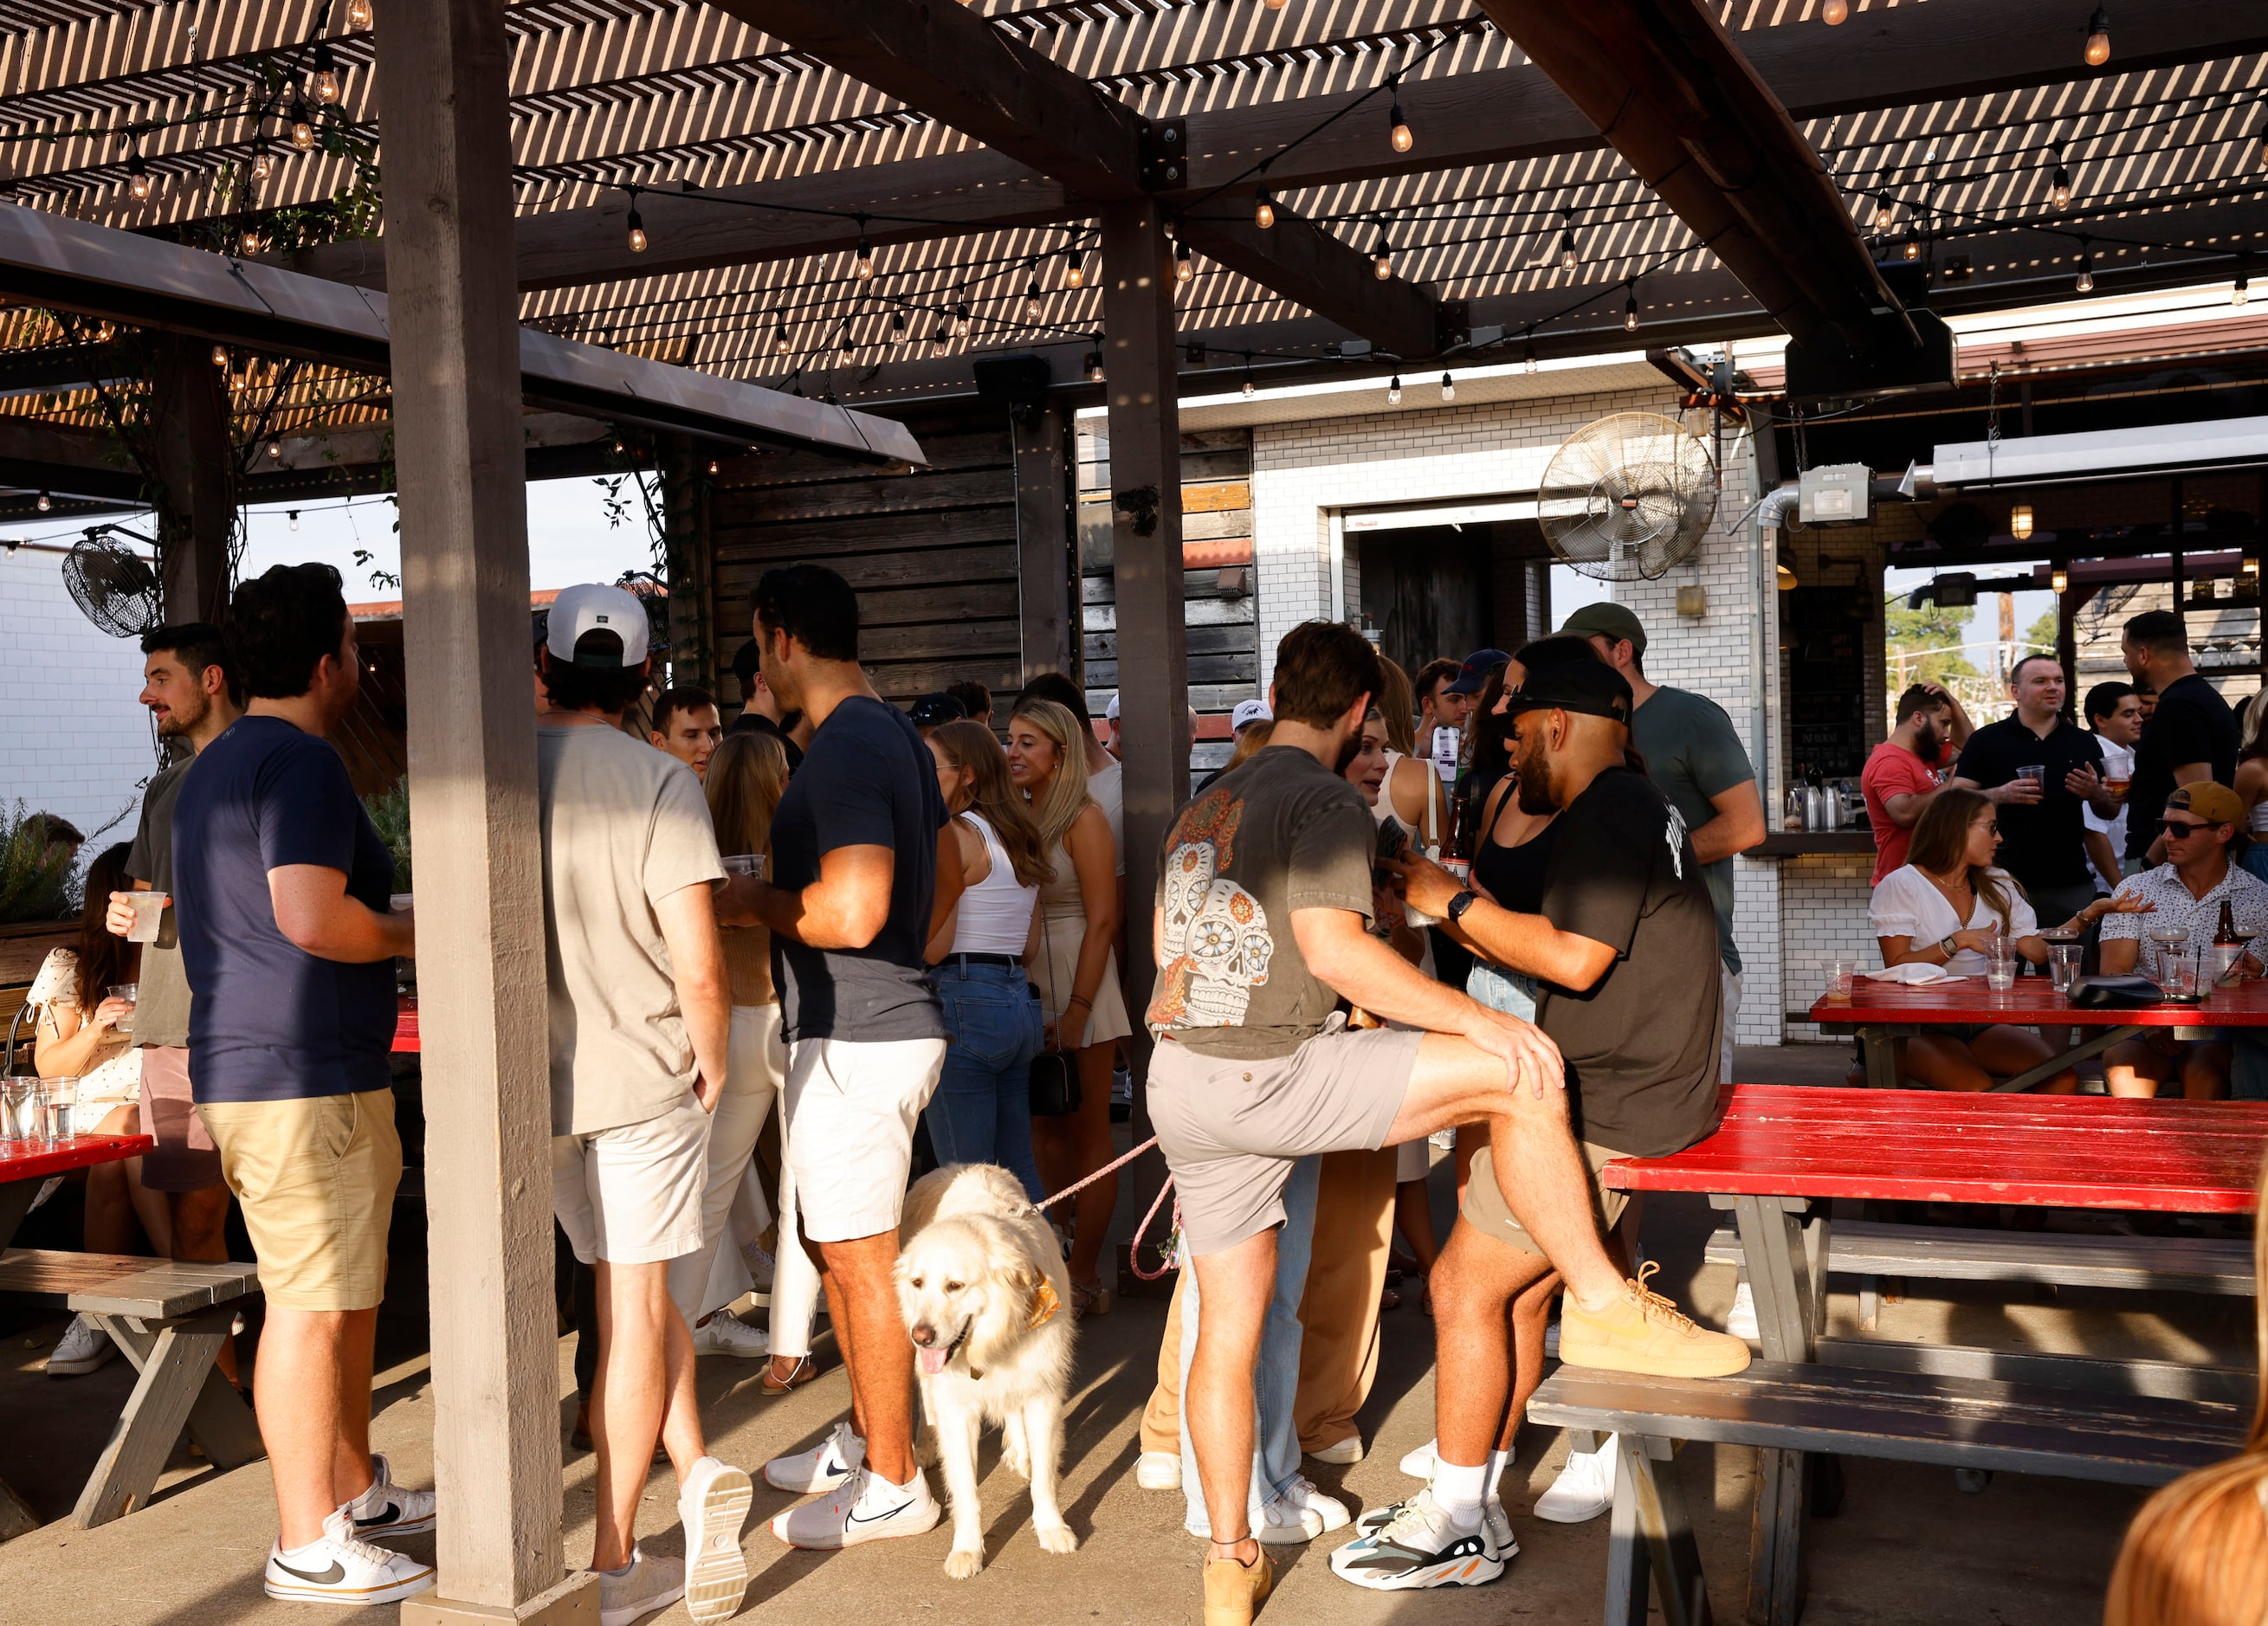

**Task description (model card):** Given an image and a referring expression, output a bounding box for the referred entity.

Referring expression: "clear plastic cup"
[1987,952,2016,992]
[1826,957,1858,1003]
[2051,943,2083,993]
[108,983,137,1036]
[40,1077,77,1145]
[125,891,168,944]
[1,1078,36,1150]
[721,855,765,880]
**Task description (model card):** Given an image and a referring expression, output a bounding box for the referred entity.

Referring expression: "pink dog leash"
[1032,1135,1180,1281]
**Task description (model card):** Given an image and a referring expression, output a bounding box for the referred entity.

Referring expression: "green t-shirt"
[1629,684,1754,974]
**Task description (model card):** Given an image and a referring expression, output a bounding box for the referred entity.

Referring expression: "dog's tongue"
[918,1346,950,1376]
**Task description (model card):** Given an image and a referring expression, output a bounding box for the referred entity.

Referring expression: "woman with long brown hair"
[923,720,1053,1201]
[1006,697,1128,1316]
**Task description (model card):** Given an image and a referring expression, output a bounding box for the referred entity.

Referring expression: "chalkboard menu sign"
[1784,585,1870,778]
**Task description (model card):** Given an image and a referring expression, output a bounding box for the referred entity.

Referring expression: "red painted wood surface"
[393,1003,419,1055]
[1602,1085,2268,1213]
[0,1133,155,1184]
[1812,976,2268,1029]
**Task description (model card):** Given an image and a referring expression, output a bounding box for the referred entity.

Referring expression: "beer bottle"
[2214,900,2245,984]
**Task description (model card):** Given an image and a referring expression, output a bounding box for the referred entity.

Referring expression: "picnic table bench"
[1529,1085,2266,1626]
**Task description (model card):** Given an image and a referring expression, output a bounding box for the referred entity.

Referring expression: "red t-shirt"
[1861,739,1944,885]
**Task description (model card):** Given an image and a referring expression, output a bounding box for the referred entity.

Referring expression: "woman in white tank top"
[923,722,1051,1203]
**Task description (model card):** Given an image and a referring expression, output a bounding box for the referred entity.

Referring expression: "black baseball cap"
[1443,648,1511,696]
[1499,660,1634,726]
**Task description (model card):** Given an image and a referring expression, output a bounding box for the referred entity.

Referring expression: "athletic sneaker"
[1284,1474,1350,1533]
[692,1313,769,1358]
[771,1463,940,1550]
[263,1509,436,1605]
[340,1452,437,1538]
[1306,1435,1364,1466]
[1558,1265,1751,1378]
[46,1313,116,1378]
[677,1455,753,1623]
[1203,1549,1274,1626]
[742,1243,776,1293]
[1136,1450,1182,1490]
[1534,1434,1617,1525]
[1357,1493,1515,1558]
[1328,1488,1503,1591]
[1255,1488,1323,1545]
[1398,1438,1438,1481]
[764,1420,864,1494]
[598,1548,683,1626]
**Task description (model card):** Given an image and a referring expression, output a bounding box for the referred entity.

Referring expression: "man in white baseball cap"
[536,582,753,1624]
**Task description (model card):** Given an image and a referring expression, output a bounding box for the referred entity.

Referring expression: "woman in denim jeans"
[921,721,1052,1202]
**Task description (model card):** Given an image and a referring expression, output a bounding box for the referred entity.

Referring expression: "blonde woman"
[1372,655,1450,848]
[1006,697,1129,1315]
[923,721,1052,1201]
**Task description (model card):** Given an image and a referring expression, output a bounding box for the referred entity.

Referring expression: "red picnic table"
[1809,973,2268,1091]
[1591,1084,2265,1624]
[0,1132,152,1249]
[393,1000,419,1054]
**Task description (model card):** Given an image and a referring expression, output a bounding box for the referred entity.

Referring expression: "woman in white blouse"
[1870,788,2133,1092]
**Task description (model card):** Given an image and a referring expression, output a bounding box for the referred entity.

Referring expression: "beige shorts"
[552,1092,713,1267]
[199,1090,402,1313]
[782,1036,945,1244]
[1147,1021,1420,1257]
[137,1046,223,1194]
[1461,1137,1630,1257]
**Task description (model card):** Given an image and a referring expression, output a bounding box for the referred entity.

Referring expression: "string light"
[126,153,150,201]
[288,510,300,532]
[251,145,272,182]
[1872,193,1894,232]
[268,441,283,459]
[1086,348,1105,384]
[1386,374,1402,405]
[708,460,720,475]
[953,301,972,339]
[1174,239,1192,283]
[2237,274,2251,308]
[852,237,874,281]
[1624,286,1639,331]
[1558,212,1578,271]
[2051,149,2071,210]
[96,322,113,342]
[1371,233,1392,280]
[1254,189,1275,230]
[1821,0,1849,22]
[626,204,647,254]
[1523,333,1539,373]
[36,490,50,513]
[1063,247,1086,288]
[310,43,341,104]
[210,344,228,368]
[291,103,317,151]
[1025,273,1044,319]
[2075,242,2095,293]
[1241,355,1256,397]
[2084,6,2110,67]
[1389,100,1412,154]
[933,321,951,353]
[1902,234,1922,261]
[1439,371,1455,403]
[773,319,791,355]
[346,0,373,28]
[839,328,855,361]
[890,310,908,343]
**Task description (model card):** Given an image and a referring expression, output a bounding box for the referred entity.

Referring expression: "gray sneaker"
[1328,1488,1503,1592]
[598,1549,685,1626]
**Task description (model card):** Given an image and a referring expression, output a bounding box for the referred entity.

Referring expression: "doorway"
[1359,525,1493,677]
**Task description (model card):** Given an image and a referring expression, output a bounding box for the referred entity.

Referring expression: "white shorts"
[782,1036,946,1244]
[552,1091,712,1266]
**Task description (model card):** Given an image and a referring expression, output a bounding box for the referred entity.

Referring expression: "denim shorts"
[1468,961,1541,1023]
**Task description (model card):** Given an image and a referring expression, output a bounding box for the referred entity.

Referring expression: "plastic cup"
[40,1077,77,1145]
[1826,957,1858,1003]
[2050,943,2083,993]
[2015,765,2046,784]
[125,891,167,944]
[721,854,766,880]
[1,1079,36,1150]
[108,983,137,1036]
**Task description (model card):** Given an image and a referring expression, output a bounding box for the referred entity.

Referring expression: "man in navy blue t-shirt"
[171,564,431,1605]
[720,563,966,1552]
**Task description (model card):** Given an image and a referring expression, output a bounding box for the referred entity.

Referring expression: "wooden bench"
[0,1249,265,1528]
[1528,1361,2245,1626]
[1703,1217,2252,1296]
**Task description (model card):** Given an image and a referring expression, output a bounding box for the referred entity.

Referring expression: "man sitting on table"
[2097,783,2268,1099]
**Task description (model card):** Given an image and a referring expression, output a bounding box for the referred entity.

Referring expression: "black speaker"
[972,353,1054,413]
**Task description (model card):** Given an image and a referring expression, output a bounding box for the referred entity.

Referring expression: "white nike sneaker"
[770,1463,940,1550]
[263,1509,436,1605]
[1306,1435,1364,1466]
[765,1420,864,1494]
[1398,1437,1438,1481]
[46,1313,116,1378]
[1728,1280,1760,1341]
[1284,1474,1351,1533]
[1328,1487,1502,1591]
[677,1455,753,1623]
[1255,1489,1323,1545]
[692,1313,770,1358]
[598,1548,684,1626]
[1135,1450,1182,1490]
[1534,1433,1618,1525]
[339,1452,437,1539]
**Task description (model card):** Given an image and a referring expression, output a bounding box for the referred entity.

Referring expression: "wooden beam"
[376,0,589,1622]
[661,436,718,694]
[1183,209,1442,360]
[149,335,235,624]
[1099,197,1187,1145]
[1012,402,1074,682]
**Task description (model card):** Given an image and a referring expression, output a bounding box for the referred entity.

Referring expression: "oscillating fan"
[1537,410,1718,581]
[61,530,165,636]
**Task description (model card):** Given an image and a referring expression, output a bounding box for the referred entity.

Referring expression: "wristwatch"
[1447,889,1481,925]
[1940,934,1959,957]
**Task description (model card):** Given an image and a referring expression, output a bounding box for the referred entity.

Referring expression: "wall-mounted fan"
[62,530,164,637]
[1538,410,1718,581]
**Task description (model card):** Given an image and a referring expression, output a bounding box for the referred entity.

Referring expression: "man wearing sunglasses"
[2097,782,2268,1098]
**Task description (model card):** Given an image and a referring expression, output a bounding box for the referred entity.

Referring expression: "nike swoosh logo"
[846,1500,914,1526]
[354,1502,403,1527]
[273,1558,347,1584]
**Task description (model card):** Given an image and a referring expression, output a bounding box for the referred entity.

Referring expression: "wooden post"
[660,437,716,694]
[1014,403,1074,681]
[377,2,592,1622]
[150,333,235,623]
[1101,198,1188,1142]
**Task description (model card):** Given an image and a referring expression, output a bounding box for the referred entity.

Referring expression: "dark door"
[1359,525,1494,679]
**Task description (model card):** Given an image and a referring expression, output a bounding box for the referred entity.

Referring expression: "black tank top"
[1471,787,1560,914]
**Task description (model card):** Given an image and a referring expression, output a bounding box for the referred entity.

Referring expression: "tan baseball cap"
[2168,782,2244,826]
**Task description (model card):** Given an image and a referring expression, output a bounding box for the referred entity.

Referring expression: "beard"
[1911,721,1941,761]
[1333,731,1365,777]
[1515,733,1560,815]
[154,694,207,738]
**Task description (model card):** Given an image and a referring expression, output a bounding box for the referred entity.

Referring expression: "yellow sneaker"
[1559,1262,1753,1378]
[1203,1548,1276,1626]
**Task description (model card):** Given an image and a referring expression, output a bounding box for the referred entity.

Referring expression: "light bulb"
[1389,103,1412,154]
[1063,249,1085,288]
[96,322,113,342]
[1822,0,1848,22]
[1242,371,1255,397]
[1086,351,1105,384]
[1624,290,1639,331]
[773,323,791,355]
[1524,341,1538,374]
[1264,0,1287,9]
[1175,241,1192,283]
[292,109,316,152]
[1254,190,1274,230]
[1873,194,1894,232]
[1902,236,1921,261]
[1025,275,1043,319]
[2236,274,2250,307]
[953,302,971,339]
[890,312,907,341]
[852,238,874,281]
[2076,252,2095,293]
[1559,229,1577,271]
[126,156,150,201]
[2052,566,2069,594]
[251,147,271,182]
[211,344,227,368]
[1372,240,1392,280]
[288,510,300,532]
[1386,374,1401,405]
[2084,6,2110,66]
[1439,371,1454,403]
[2052,165,2071,209]
[626,208,646,253]
[346,0,373,28]
[36,490,50,512]
[708,460,720,475]
[839,332,855,361]
[268,440,282,459]
[311,44,340,104]
[933,323,950,353]
[2012,504,2034,540]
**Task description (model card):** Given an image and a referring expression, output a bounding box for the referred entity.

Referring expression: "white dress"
[26,948,141,1109]
[1867,866,2039,978]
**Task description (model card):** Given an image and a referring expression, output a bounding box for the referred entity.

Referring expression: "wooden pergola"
[3,0,2267,1616]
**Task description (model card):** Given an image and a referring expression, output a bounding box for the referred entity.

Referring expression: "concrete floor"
[0,1045,2243,1624]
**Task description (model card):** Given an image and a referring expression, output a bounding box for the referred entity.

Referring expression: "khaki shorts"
[136,1046,223,1194]
[1462,1137,1630,1257]
[553,1092,713,1267]
[1148,1021,1421,1257]
[198,1090,402,1312]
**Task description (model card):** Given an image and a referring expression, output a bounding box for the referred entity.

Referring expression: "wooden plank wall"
[709,403,1028,707]
[1076,423,1257,779]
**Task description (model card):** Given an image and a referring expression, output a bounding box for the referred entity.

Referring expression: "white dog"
[895,1163,1080,1578]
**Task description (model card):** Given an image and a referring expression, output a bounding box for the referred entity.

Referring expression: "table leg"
[1859,1028,1897,1089]
[1632,1436,1712,1626]
[100,1312,263,1471]
[1733,1195,1822,1626]
[1987,1025,2138,1094]
[74,1307,236,1527]
[1748,1450,1807,1626]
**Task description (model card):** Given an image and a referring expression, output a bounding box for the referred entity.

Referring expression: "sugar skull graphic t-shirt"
[1147,744,1379,1060]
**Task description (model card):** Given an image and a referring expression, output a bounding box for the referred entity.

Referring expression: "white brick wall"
[1779,855,1879,1045]
[0,547,159,869]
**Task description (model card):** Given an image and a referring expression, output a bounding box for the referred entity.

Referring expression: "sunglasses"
[2160,817,2216,836]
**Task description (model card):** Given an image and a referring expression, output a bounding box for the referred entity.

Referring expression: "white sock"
[1485,1448,1512,1496]
[1433,1460,1487,1528]
[281,1538,331,1563]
